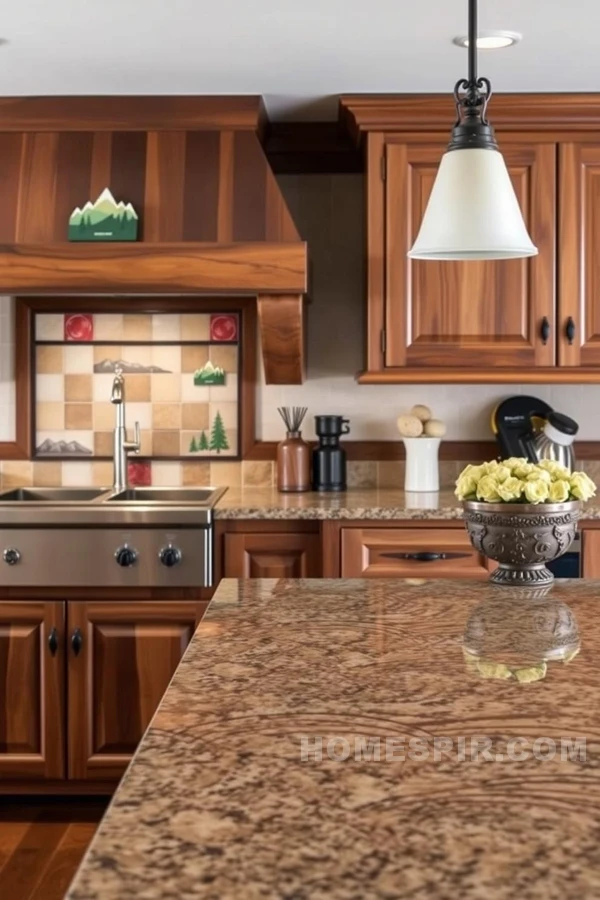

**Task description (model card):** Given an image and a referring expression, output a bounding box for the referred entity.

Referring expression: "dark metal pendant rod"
[468,0,477,89]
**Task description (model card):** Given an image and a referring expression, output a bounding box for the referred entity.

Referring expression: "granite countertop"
[68,578,600,899]
[214,487,465,519]
[214,487,600,520]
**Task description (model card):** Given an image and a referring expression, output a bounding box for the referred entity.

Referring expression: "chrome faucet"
[110,366,140,492]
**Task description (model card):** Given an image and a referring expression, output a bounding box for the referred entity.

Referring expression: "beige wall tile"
[377,461,405,488]
[125,375,151,402]
[123,314,152,341]
[152,346,181,373]
[151,461,182,486]
[242,461,274,488]
[91,461,113,487]
[181,377,209,403]
[182,403,209,431]
[94,345,122,365]
[209,402,237,430]
[209,461,242,487]
[210,345,238,374]
[33,461,62,487]
[37,345,64,374]
[37,401,65,430]
[36,374,65,402]
[152,404,181,430]
[94,402,115,431]
[94,314,123,342]
[180,314,210,341]
[122,346,152,367]
[152,314,181,341]
[181,345,209,373]
[62,461,93,486]
[347,461,377,488]
[65,403,93,430]
[152,374,181,402]
[94,432,113,456]
[65,374,93,402]
[35,314,64,341]
[140,430,153,455]
[152,431,180,456]
[64,344,94,374]
[182,460,211,486]
[2,461,33,488]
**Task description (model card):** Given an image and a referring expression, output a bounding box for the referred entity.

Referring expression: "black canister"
[311,416,350,492]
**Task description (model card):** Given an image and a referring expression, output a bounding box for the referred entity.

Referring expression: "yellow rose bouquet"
[455,458,596,505]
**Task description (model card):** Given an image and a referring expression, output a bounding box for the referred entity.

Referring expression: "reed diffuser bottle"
[277,407,310,493]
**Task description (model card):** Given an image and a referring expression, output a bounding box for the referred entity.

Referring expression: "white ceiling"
[1,0,599,120]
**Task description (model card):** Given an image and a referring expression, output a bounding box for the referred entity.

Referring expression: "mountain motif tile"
[68,188,138,242]
[194,361,225,385]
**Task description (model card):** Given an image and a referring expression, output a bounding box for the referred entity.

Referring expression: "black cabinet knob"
[566,317,576,345]
[159,546,182,568]
[48,627,59,656]
[540,317,551,345]
[3,548,20,566]
[71,628,83,656]
[115,546,137,568]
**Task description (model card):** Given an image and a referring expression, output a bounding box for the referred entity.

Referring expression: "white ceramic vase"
[403,437,441,492]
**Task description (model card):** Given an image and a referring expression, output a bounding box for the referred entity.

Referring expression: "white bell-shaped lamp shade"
[408,147,538,260]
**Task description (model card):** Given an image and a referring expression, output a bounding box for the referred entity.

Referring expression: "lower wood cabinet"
[67,602,201,781]
[341,527,493,580]
[0,601,65,781]
[582,530,600,577]
[0,599,203,787]
[224,532,321,577]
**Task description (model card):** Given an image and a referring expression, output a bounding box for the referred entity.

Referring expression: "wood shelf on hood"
[0,242,307,294]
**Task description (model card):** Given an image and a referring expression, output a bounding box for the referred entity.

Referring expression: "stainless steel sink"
[0,487,110,502]
[107,487,225,504]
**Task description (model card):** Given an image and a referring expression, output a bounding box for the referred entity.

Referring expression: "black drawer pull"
[381,551,471,562]
[540,316,550,345]
[566,317,576,345]
[48,627,58,656]
[71,628,83,656]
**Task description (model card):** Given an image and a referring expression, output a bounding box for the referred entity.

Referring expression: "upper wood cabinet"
[384,138,556,370]
[340,94,600,383]
[559,142,600,367]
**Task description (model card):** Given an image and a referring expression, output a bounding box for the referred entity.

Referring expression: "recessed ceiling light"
[453,30,522,50]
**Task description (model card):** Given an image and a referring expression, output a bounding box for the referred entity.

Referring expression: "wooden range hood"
[0,96,307,384]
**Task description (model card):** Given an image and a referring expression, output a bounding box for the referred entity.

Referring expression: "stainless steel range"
[0,486,226,588]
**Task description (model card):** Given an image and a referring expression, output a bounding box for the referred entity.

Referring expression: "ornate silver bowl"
[462,500,582,586]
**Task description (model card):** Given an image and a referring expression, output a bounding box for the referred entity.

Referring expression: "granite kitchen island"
[67,578,600,899]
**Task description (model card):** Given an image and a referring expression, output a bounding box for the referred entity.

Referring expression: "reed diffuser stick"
[277,407,308,434]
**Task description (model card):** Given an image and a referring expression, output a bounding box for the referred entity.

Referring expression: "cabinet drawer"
[341,527,491,580]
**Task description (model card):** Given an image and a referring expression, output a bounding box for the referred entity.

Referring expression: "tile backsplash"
[33,311,240,460]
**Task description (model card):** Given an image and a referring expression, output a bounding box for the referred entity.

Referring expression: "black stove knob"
[159,545,182,568]
[3,548,20,566]
[115,546,137,568]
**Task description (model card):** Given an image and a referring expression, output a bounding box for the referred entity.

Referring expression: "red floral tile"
[128,460,152,486]
[64,313,94,342]
[210,314,238,342]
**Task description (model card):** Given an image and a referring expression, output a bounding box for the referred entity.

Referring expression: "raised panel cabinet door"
[582,530,600,578]
[559,143,600,367]
[385,139,556,369]
[224,533,322,578]
[67,601,202,781]
[0,601,65,780]
[341,528,492,579]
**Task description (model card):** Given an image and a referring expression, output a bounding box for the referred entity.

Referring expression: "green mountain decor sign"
[68,188,139,241]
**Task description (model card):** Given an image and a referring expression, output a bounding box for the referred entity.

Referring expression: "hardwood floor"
[0,799,107,900]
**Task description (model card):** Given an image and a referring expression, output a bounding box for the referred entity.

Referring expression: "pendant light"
[408,0,537,260]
